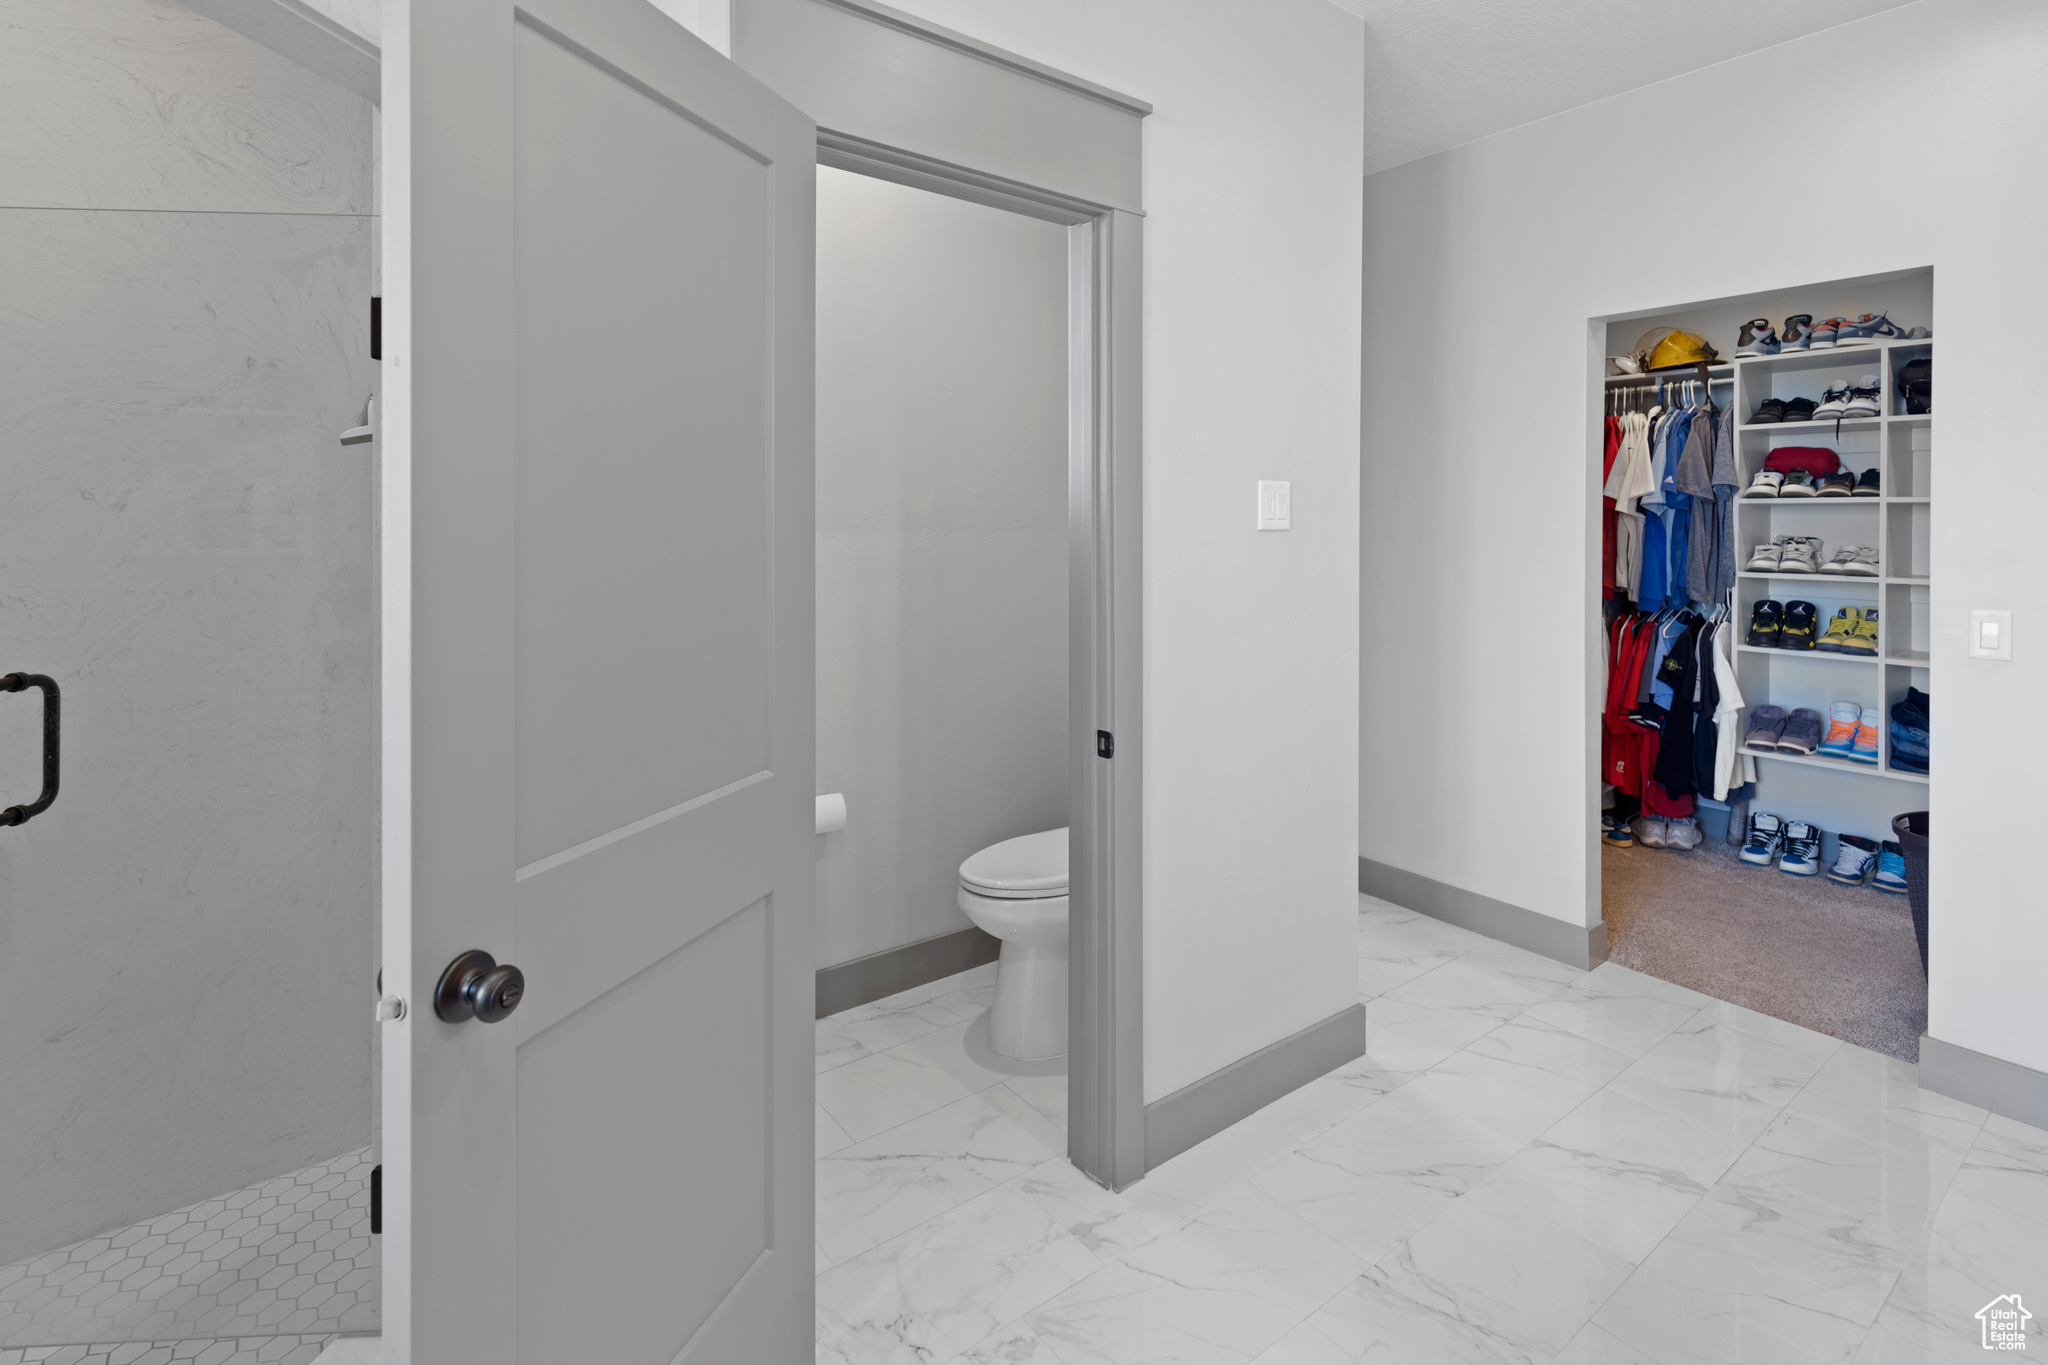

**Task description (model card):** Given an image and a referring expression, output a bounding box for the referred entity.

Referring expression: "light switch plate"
[1969,609,2013,661]
[1257,480,1291,531]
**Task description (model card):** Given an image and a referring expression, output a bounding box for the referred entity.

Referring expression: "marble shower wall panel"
[0,204,376,1265]
[0,0,372,216]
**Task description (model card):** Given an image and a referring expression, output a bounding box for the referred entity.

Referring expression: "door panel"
[515,900,770,1362]
[394,0,815,1357]
[511,19,774,866]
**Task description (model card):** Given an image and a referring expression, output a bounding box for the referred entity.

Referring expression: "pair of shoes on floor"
[1816,376,1882,420]
[1815,700,1883,764]
[1749,395,1821,424]
[1745,704,1825,755]
[1746,536,1824,573]
[1823,834,1912,889]
[1633,814,1703,851]
[1601,811,1634,846]
[1739,812,1824,875]
[1816,606,1881,654]
[1748,599,1820,649]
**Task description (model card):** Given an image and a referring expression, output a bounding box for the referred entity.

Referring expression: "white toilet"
[957,827,1069,1061]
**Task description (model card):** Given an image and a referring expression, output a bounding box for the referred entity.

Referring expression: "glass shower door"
[0,0,380,1358]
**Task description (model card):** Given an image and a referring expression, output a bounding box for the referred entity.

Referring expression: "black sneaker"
[1747,599,1784,647]
[1782,600,1820,650]
[1853,467,1881,497]
[1751,397,1787,424]
[1782,396,1819,423]
[1816,471,1855,497]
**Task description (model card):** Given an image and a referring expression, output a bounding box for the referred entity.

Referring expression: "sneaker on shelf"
[1873,841,1910,894]
[1736,319,1781,357]
[1863,314,1909,342]
[1739,811,1787,867]
[1744,703,1789,749]
[1632,815,1670,849]
[1745,537,1790,571]
[1601,811,1635,846]
[1780,315,1814,351]
[1664,816,1704,851]
[1809,318,1844,349]
[1853,467,1882,497]
[1747,599,1785,646]
[1814,383,1855,420]
[1842,376,1882,418]
[1782,599,1822,649]
[1820,544,1880,576]
[1851,706,1882,764]
[1904,326,1932,340]
[1744,470,1786,498]
[1818,700,1862,757]
[1836,315,1880,346]
[1780,821,1823,875]
[1817,607,1862,653]
[1777,708,1825,754]
[1777,537,1824,573]
[1827,834,1880,886]
[1845,608,1880,657]
[1779,469,1820,498]
[1816,471,1856,497]
[1750,397,1788,424]
[1781,396,1819,423]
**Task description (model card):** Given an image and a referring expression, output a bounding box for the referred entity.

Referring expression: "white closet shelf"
[1887,650,1932,664]
[1605,364,1734,384]
[1735,644,1879,664]
[1885,575,1929,585]
[1739,417,1882,434]
[1735,571,1883,583]
[1890,496,1931,504]
[1740,745,1928,784]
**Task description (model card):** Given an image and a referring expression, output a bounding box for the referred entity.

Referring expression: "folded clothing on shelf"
[1763,446,1844,478]
[1890,686,1930,774]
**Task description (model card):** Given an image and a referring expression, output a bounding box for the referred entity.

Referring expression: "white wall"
[0,0,375,1262]
[1359,0,2048,1078]
[814,166,1070,969]
[877,0,1365,1102]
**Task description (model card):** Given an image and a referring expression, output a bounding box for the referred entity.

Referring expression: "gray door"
[389,1,815,1360]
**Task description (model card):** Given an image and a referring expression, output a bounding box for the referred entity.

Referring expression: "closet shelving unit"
[1728,338,1932,784]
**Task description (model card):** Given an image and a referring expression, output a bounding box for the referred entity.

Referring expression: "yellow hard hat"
[1638,328,1720,372]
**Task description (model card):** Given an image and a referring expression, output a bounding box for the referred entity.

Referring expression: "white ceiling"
[1331,0,1921,175]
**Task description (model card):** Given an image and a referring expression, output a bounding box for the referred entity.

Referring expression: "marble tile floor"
[0,1150,378,1364]
[815,896,2048,1364]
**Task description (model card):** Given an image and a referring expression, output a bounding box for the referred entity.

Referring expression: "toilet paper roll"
[815,792,847,835]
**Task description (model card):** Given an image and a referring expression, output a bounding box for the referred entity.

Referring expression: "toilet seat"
[958,827,1068,899]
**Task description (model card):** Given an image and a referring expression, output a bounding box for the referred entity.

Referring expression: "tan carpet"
[1601,836,1927,1061]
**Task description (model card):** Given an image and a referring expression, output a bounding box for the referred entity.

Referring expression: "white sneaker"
[1663,816,1703,850]
[1814,383,1854,420]
[1780,821,1823,876]
[1841,376,1881,418]
[1743,469,1785,498]
[1819,545,1880,576]
[1745,536,1790,572]
[1776,537,1823,574]
[1632,816,1669,849]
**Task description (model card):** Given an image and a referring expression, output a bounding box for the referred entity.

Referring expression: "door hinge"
[370,296,381,361]
[370,1164,381,1235]
[1096,730,1114,759]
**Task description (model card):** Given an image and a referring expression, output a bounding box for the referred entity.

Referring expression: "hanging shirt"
[1658,410,1695,609]
[1603,411,1654,600]
[1709,406,1739,603]
[1709,622,1757,799]
[1602,416,1621,597]
[1675,404,1719,605]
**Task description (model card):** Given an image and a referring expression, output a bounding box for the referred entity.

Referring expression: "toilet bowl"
[957,827,1068,1061]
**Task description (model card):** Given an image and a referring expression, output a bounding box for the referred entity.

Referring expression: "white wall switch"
[1257,480,1291,531]
[1969,609,2013,660]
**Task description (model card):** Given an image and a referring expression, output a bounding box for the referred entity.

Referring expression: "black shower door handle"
[0,673,59,826]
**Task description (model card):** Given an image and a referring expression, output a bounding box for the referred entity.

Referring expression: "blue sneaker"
[1780,314,1814,351]
[1601,812,1634,847]
[1836,314,1879,345]
[1739,812,1785,867]
[1809,317,1843,349]
[1780,821,1823,876]
[1826,834,1879,886]
[1736,318,1780,357]
[1874,841,1909,894]
[1817,701,1862,758]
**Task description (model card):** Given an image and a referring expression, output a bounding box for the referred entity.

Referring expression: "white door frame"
[734,0,1151,1191]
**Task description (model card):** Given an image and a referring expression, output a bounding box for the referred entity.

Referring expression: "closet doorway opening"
[1595,267,1934,1061]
